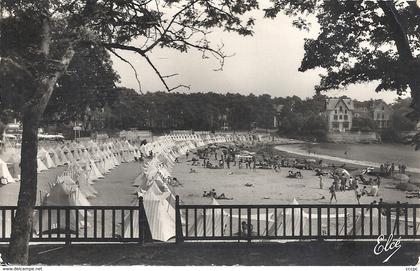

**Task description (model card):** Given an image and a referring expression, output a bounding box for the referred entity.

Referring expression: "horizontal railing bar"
[182,235,420,241]
[179,204,419,209]
[0,206,140,210]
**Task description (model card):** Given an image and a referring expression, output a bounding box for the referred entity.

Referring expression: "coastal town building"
[325,97,354,132]
[326,97,393,132]
[273,104,284,128]
[371,100,392,129]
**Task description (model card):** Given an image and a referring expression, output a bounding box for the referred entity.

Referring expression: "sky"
[111,9,409,104]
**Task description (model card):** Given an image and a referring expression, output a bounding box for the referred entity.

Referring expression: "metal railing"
[0,198,149,244]
[175,196,420,243]
[1,197,419,244]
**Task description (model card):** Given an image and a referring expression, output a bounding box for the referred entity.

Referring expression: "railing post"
[317,207,322,241]
[65,207,71,245]
[175,195,184,244]
[138,196,144,245]
[247,207,251,243]
[386,205,391,237]
[394,201,400,235]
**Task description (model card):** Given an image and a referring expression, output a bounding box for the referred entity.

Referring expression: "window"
[335,110,337,114]
[344,115,348,120]
[382,106,384,110]
[333,122,339,128]
[345,110,347,114]
[339,115,342,120]
[334,115,338,120]
[339,106,343,112]
[343,122,349,129]
[382,113,384,119]
[377,113,381,119]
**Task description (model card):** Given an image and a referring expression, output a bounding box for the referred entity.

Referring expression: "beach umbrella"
[335,168,351,178]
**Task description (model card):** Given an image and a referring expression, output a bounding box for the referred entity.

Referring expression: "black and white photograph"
[0,0,420,268]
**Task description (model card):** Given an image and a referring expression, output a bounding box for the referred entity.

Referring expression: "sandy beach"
[172,148,418,205]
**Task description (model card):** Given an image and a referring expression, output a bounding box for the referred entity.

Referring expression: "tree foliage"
[0,0,259,264]
[265,0,420,119]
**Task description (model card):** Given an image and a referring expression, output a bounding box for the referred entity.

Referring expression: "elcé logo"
[373,234,402,263]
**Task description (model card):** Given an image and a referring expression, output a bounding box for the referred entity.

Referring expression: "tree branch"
[106,48,144,94]
[141,52,190,91]
[143,0,199,52]
[103,42,189,92]
[0,57,34,80]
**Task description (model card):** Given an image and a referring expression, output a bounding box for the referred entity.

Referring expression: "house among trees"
[371,100,392,129]
[325,98,354,132]
[326,97,394,133]
[273,104,284,128]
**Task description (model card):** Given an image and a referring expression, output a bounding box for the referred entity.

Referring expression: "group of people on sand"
[379,162,407,175]
[202,188,232,200]
[327,172,380,204]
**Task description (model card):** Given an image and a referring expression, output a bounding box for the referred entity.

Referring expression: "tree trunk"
[7,112,41,264]
[7,46,75,265]
[379,1,420,119]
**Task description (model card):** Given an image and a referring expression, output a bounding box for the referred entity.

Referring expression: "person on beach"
[340,176,346,191]
[376,176,381,187]
[361,186,368,196]
[355,185,362,204]
[329,184,337,203]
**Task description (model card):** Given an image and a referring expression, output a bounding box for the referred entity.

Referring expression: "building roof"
[326,98,354,111]
[371,99,390,110]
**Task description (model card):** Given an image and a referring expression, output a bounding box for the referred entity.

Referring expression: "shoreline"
[274,144,420,174]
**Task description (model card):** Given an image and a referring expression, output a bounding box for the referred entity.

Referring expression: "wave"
[274,145,420,174]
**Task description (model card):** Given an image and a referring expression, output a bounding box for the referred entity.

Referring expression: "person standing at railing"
[241,221,248,236]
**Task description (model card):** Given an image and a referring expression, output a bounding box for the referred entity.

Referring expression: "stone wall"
[327,131,379,143]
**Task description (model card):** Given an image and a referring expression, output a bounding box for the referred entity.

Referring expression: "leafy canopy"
[265,1,420,95]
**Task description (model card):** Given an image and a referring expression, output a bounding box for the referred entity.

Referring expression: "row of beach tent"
[126,133,257,241]
[0,139,140,185]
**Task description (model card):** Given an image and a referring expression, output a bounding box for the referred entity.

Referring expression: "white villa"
[325,98,354,132]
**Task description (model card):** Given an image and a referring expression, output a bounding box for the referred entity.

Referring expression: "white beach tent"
[77,171,98,199]
[6,153,21,180]
[33,180,90,235]
[0,158,15,184]
[87,160,104,182]
[56,147,69,165]
[48,148,63,166]
[187,198,230,237]
[140,182,176,242]
[38,148,56,168]
[267,198,307,237]
[37,158,48,173]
